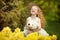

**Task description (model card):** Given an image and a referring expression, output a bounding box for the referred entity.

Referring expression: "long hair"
[28,3,46,28]
[37,7,46,28]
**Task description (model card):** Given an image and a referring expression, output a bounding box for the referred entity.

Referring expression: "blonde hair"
[37,6,46,28]
[28,3,46,28]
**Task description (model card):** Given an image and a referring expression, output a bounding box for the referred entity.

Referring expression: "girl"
[24,4,49,36]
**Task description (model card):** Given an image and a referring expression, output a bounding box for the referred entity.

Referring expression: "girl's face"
[31,6,38,15]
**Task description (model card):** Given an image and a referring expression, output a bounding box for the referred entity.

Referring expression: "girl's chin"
[31,13,36,15]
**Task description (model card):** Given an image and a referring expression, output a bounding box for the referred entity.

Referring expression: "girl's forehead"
[31,6,38,9]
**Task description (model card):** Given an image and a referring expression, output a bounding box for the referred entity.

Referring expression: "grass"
[45,20,60,40]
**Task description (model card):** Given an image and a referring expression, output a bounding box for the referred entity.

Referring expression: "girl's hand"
[26,27,33,34]
[32,28,41,32]
[32,29,38,32]
[27,30,33,34]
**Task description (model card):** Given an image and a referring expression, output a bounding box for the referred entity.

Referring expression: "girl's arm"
[38,18,41,30]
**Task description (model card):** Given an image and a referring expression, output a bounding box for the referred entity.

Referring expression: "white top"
[26,16,41,29]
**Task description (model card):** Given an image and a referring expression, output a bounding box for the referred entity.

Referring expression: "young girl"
[24,4,49,36]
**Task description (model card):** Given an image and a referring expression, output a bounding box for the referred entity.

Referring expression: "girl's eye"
[32,9,37,10]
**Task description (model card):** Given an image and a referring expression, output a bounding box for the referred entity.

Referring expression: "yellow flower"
[14,32,24,40]
[0,37,7,40]
[14,27,21,33]
[26,32,38,40]
[1,26,12,37]
[44,36,51,40]
[9,36,15,40]
[38,35,44,40]
[2,26,11,32]
[0,27,57,40]
[24,37,31,40]
[51,35,57,40]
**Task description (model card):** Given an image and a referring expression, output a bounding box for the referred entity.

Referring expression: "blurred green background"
[0,0,60,40]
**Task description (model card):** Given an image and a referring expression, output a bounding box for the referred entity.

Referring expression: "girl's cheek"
[35,10,38,13]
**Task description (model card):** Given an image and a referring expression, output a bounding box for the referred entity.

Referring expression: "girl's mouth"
[32,11,35,12]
